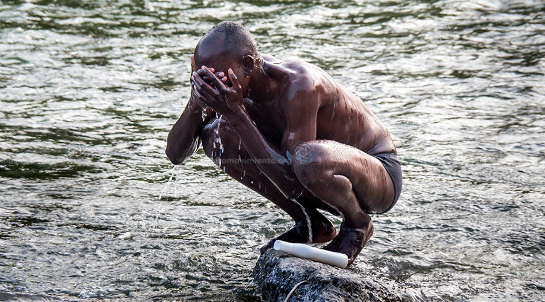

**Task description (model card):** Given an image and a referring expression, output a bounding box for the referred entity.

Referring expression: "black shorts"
[373,152,402,213]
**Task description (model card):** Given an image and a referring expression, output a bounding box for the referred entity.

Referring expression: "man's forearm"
[166,92,211,164]
[226,109,304,199]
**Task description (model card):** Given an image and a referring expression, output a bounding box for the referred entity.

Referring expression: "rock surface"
[254,249,402,302]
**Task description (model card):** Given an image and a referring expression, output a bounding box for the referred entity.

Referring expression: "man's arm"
[166,56,226,165]
[227,106,305,199]
[229,87,320,199]
[192,67,319,199]
[280,82,320,158]
[165,90,214,165]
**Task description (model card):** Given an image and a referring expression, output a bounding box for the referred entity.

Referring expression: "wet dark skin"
[166,34,396,266]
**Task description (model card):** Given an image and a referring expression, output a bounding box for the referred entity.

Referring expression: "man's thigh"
[294,140,395,213]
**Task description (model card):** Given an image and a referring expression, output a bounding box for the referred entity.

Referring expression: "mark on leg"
[294,143,319,164]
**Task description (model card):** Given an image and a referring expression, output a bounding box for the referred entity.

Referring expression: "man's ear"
[242,55,254,76]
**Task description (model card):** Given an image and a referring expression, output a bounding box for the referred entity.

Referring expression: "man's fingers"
[196,67,216,82]
[197,67,215,77]
[197,67,215,73]
[191,72,205,88]
[191,74,206,98]
[196,66,227,84]
[192,83,208,103]
[192,72,219,98]
[203,66,227,92]
[216,73,228,83]
[228,68,242,91]
[192,71,210,90]
[193,82,213,105]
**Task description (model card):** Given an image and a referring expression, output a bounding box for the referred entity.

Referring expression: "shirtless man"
[166,21,402,266]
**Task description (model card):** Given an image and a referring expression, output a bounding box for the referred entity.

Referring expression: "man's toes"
[323,225,373,266]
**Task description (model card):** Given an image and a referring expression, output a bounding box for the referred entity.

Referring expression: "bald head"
[194,21,259,69]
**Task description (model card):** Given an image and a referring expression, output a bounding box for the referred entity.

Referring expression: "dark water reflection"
[1,0,544,300]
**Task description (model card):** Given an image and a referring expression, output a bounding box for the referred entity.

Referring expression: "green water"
[1,0,544,300]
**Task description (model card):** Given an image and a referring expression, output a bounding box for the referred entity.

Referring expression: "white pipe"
[273,240,348,268]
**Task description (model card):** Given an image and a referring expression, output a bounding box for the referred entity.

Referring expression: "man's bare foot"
[323,221,374,266]
[260,216,336,254]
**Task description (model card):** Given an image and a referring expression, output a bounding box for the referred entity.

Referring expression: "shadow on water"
[1,0,544,300]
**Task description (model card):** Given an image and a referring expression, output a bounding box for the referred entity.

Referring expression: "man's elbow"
[165,147,182,165]
[165,138,200,165]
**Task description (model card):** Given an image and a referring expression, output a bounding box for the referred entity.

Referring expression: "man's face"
[194,35,250,94]
[195,56,248,94]
[202,57,239,86]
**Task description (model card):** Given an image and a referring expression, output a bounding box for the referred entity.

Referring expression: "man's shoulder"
[262,55,338,103]
[281,61,332,93]
[284,62,340,103]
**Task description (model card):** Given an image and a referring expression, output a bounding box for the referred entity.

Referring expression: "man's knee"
[292,142,332,190]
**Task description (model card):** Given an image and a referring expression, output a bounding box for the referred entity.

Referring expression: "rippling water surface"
[1,0,544,300]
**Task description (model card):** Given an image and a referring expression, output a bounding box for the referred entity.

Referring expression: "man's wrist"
[188,91,204,113]
[223,105,248,125]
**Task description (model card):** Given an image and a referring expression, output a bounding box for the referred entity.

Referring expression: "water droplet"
[159,165,180,200]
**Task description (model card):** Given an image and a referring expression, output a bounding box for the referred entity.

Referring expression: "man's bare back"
[166,21,402,266]
[253,55,396,155]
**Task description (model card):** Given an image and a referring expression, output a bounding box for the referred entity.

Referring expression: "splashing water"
[211,115,225,168]
[159,165,180,200]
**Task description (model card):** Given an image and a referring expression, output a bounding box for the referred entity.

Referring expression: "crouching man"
[166,21,402,266]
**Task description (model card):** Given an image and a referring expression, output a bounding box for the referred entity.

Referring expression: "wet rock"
[254,249,402,302]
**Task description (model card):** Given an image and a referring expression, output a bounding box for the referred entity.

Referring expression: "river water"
[1,0,544,301]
